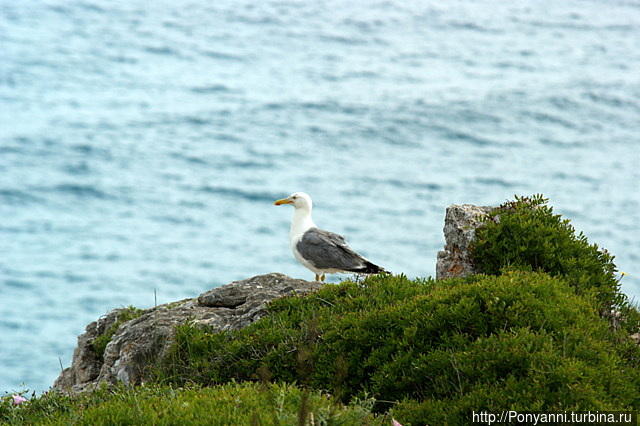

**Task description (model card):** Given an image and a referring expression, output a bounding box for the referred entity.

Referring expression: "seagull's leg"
[315,274,320,282]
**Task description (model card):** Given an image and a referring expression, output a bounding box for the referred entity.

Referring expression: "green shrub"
[91,306,144,359]
[1,382,385,425]
[157,272,640,425]
[471,195,634,319]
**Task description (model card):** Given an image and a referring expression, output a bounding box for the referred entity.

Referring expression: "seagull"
[274,192,386,282]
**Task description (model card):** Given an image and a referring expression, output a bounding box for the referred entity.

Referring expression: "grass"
[1,382,386,425]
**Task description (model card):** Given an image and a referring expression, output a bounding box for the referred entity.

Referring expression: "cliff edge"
[54,274,322,393]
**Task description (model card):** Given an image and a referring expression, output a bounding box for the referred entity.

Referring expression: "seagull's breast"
[287,207,320,273]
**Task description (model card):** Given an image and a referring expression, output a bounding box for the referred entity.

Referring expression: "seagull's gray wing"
[296,227,370,271]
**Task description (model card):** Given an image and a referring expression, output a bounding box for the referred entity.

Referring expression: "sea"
[1,0,639,394]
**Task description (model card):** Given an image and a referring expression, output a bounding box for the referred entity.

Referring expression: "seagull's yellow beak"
[274,198,293,206]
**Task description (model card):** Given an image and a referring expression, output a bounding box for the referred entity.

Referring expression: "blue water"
[1,0,639,393]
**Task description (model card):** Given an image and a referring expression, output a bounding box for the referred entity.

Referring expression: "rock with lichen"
[53,273,321,394]
[436,204,493,280]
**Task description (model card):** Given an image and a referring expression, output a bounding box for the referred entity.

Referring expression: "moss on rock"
[91,306,144,360]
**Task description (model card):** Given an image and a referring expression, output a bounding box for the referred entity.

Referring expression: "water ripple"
[198,185,280,203]
[47,184,115,200]
[475,177,519,188]
[521,111,577,129]
[198,49,246,62]
[0,189,43,205]
[190,84,235,94]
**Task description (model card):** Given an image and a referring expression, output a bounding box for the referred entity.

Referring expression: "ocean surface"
[1,0,639,393]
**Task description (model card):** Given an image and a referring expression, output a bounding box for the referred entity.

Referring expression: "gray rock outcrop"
[53,273,321,394]
[436,204,493,279]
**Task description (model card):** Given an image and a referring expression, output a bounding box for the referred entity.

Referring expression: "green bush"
[471,195,625,312]
[1,382,385,425]
[157,272,640,425]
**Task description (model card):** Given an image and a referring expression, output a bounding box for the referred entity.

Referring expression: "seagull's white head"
[274,192,312,210]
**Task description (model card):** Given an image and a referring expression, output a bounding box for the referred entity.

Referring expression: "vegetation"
[1,382,385,425]
[471,194,640,332]
[4,195,639,425]
[156,271,640,424]
[91,306,145,360]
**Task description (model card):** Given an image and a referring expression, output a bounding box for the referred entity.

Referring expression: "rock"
[53,309,123,393]
[53,273,321,394]
[436,204,493,280]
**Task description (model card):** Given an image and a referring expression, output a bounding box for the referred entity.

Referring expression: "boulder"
[53,273,321,394]
[436,204,493,279]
